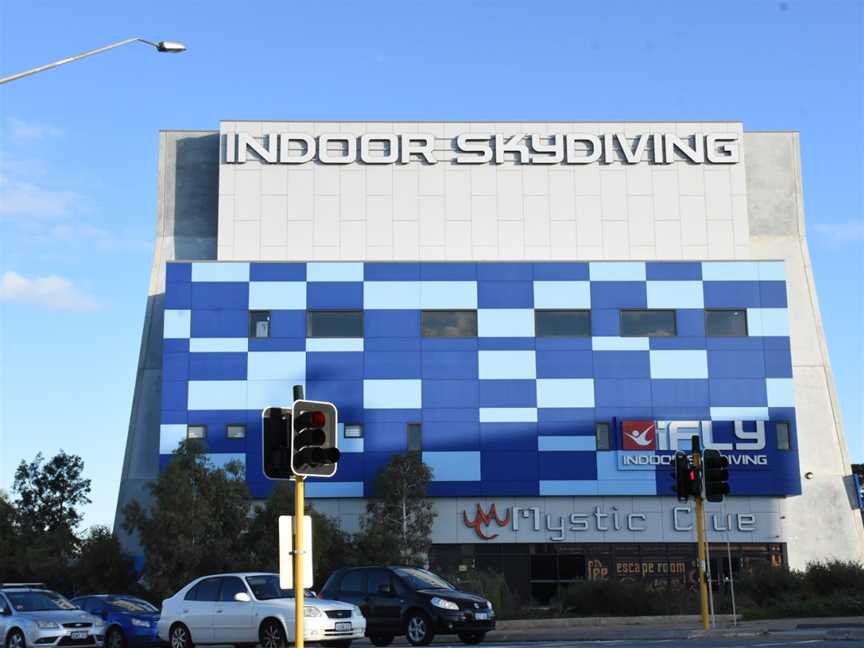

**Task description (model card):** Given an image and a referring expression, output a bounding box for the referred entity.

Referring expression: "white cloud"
[0,174,82,218]
[0,271,97,311]
[812,221,864,245]
[5,118,63,141]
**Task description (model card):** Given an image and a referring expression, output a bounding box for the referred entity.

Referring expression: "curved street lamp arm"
[0,37,180,85]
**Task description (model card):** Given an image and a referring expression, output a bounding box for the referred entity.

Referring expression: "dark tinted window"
[535,310,591,337]
[407,423,422,452]
[339,570,366,593]
[595,422,611,451]
[776,422,791,451]
[250,311,271,338]
[367,570,392,594]
[307,311,363,338]
[106,597,157,613]
[187,578,221,602]
[620,310,676,337]
[705,309,747,337]
[421,311,477,337]
[219,577,247,602]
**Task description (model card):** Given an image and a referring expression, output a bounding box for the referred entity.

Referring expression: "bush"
[557,580,698,616]
[447,571,516,618]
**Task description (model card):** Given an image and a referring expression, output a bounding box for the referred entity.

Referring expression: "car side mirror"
[0,606,9,616]
[234,592,251,603]
[377,584,393,596]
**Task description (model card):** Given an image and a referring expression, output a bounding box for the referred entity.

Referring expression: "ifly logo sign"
[622,420,657,450]
[621,420,766,452]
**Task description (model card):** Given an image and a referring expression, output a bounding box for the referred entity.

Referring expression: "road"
[350,640,863,647]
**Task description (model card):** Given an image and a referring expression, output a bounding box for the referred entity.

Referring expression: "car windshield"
[7,591,78,612]
[393,568,455,591]
[244,575,311,601]
[106,597,158,614]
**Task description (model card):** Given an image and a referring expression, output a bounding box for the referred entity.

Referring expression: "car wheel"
[6,630,25,648]
[405,611,434,646]
[169,624,193,648]
[259,620,286,648]
[106,627,126,648]
[458,632,486,645]
[320,641,352,648]
[368,636,393,647]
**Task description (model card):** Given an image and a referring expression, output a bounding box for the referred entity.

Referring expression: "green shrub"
[448,570,517,618]
[557,580,698,616]
[803,560,864,597]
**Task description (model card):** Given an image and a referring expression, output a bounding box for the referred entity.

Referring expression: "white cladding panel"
[217,121,748,262]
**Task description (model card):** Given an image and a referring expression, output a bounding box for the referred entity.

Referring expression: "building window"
[187,424,207,440]
[535,310,591,337]
[776,422,791,451]
[620,310,676,337]
[307,310,363,338]
[249,311,271,338]
[227,424,246,439]
[595,422,611,451]
[421,310,477,338]
[344,424,363,439]
[407,423,422,452]
[705,309,748,337]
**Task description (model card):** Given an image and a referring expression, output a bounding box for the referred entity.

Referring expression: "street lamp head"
[156,41,186,53]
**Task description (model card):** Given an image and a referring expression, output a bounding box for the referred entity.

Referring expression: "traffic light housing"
[673,451,700,502]
[703,449,730,502]
[262,407,292,479]
[291,399,340,477]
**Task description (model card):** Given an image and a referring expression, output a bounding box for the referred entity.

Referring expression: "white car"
[156,573,364,648]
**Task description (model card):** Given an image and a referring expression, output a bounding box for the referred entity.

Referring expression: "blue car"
[71,595,162,648]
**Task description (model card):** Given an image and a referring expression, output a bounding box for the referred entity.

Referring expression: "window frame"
[249,310,272,339]
[226,424,246,440]
[704,308,749,337]
[306,310,364,339]
[534,309,592,338]
[407,423,422,452]
[619,309,677,337]
[344,424,363,439]
[595,422,611,452]
[420,309,478,338]
[776,421,791,451]
[187,424,207,440]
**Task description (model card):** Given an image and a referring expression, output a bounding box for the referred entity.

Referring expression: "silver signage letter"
[673,506,693,531]
[615,133,649,164]
[565,134,602,164]
[529,134,564,164]
[279,134,315,164]
[360,134,399,164]
[318,134,357,164]
[237,133,277,163]
[493,134,529,164]
[706,134,740,164]
[455,134,493,164]
[400,134,437,164]
[734,420,766,450]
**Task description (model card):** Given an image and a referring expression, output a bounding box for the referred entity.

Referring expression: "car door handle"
[215,610,223,614]
[182,609,189,614]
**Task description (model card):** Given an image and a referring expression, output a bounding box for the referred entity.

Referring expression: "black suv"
[320,566,494,646]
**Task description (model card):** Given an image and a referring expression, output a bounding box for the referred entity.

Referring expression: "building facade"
[116,121,864,602]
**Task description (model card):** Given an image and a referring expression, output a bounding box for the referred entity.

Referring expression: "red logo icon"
[462,503,511,540]
[622,420,657,451]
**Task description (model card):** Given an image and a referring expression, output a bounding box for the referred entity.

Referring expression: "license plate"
[334,621,352,632]
[475,612,489,620]
[71,632,88,640]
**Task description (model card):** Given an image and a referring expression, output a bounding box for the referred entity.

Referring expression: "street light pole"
[0,37,185,85]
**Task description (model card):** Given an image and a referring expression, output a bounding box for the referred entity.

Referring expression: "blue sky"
[0,1,862,531]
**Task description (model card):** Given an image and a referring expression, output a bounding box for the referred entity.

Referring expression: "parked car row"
[1,566,495,648]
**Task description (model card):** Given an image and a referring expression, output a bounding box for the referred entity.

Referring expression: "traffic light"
[673,451,699,502]
[703,449,730,502]
[262,407,292,479]
[291,399,340,477]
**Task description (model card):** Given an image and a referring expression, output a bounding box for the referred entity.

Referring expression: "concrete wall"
[744,131,864,568]
[216,121,749,262]
[114,131,219,548]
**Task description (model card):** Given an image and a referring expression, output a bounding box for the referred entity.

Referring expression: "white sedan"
[156,573,365,648]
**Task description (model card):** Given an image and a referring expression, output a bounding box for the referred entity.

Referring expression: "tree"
[122,440,251,599]
[243,482,357,588]
[0,490,21,580]
[357,452,436,565]
[12,451,92,591]
[71,526,138,596]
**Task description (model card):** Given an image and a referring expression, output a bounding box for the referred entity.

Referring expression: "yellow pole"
[693,449,710,631]
[294,477,305,648]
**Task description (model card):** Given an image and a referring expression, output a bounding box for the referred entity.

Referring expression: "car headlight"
[352,605,362,616]
[36,621,60,629]
[131,619,151,628]
[304,606,323,618]
[431,597,459,611]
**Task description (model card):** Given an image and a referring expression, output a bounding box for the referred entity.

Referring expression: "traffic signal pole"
[292,384,305,648]
[294,475,305,648]
[691,436,710,631]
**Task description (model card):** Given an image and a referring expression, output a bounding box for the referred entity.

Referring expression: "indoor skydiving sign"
[223,131,740,166]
